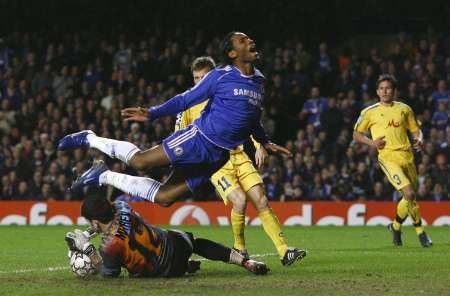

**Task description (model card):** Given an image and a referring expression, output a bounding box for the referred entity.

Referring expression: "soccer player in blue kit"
[58,32,292,208]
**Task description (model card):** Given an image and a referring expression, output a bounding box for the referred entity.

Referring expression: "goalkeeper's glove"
[65,229,90,251]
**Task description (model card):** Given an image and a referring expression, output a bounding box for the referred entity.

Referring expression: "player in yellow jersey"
[175,56,306,265]
[353,74,432,247]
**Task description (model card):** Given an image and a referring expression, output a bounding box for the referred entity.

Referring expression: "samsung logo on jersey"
[233,88,262,100]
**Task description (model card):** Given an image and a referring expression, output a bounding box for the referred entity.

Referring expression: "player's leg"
[72,160,190,206]
[246,184,306,265]
[58,130,171,170]
[211,163,248,253]
[234,153,288,255]
[191,234,268,275]
[153,169,191,207]
[166,230,196,277]
[404,162,432,247]
[378,159,409,245]
[246,185,287,256]
[236,153,306,265]
[70,125,227,206]
[226,188,249,255]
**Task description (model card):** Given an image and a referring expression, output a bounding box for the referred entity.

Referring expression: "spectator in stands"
[299,86,328,129]
[431,80,450,107]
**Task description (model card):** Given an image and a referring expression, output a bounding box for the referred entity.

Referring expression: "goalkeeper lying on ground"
[65,193,269,277]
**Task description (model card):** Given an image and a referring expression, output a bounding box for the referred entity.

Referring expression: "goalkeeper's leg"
[192,237,268,275]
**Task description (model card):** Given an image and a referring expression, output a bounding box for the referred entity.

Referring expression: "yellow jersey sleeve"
[174,100,209,131]
[174,111,190,131]
[405,105,420,133]
[354,109,371,133]
[250,135,262,150]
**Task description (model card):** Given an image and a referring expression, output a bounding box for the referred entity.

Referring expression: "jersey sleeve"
[251,119,270,145]
[354,110,371,133]
[250,135,262,150]
[174,111,191,132]
[405,106,420,133]
[174,112,183,131]
[149,70,219,121]
[98,237,124,278]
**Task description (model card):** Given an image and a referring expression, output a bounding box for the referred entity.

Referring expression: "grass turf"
[1,225,449,296]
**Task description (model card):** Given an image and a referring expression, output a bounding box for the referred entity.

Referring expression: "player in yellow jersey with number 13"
[353,74,432,247]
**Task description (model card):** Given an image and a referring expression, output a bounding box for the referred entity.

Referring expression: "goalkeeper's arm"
[66,229,102,272]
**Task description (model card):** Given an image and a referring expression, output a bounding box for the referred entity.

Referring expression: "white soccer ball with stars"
[69,251,97,279]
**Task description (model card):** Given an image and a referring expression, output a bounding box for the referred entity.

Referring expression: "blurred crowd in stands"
[0,28,449,201]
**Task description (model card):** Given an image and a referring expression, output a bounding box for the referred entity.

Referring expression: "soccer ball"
[69,251,97,279]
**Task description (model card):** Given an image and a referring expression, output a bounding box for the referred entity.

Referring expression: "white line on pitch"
[0,253,279,274]
[0,266,69,274]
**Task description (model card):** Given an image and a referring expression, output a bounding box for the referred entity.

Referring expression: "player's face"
[88,220,102,233]
[192,68,210,85]
[376,80,395,103]
[230,32,259,63]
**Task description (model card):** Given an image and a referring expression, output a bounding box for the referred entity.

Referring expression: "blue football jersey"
[149,65,269,149]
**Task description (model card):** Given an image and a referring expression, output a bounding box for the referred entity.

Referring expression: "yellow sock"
[408,200,424,234]
[259,208,288,257]
[393,197,409,231]
[230,209,246,251]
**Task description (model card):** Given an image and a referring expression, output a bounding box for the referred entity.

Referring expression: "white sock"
[228,249,245,265]
[87,134,140,164]
[99,171,161,202]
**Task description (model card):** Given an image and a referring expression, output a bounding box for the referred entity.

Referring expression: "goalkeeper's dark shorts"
[166,230,195,277]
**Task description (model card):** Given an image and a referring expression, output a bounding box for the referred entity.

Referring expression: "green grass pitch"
[1,226,449,296]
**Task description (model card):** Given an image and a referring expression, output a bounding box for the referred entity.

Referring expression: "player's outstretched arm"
[146,70,218,121]
[264,142,293,157]
[121,107,149,122]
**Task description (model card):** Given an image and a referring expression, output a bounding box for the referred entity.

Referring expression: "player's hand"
[413,138,423,152]
[65,231,81,252]
[72,229,91,251]
[372,136,386,150]
[255,147,268,169]
[121,107,149,122]
[264,142,293,157]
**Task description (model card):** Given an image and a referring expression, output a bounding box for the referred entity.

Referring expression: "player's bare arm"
[411,129,424,152]
[264,142,293,157]
[255,146,268,169]
[121,107,149,122]
[353,131,386,150]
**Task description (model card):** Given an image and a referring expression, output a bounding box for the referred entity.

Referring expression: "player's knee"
[128,152,152,171]
[157,200,173,207]
[154,193,175,207]
[254,194,269,212]
[231,193,247,213]
[402,189,416,201]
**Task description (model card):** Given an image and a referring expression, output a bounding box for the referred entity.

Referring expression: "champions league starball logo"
[173,146,184,156]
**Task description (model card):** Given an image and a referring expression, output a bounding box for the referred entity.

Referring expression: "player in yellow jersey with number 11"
[175,56,306,265]
[353,74,432,247]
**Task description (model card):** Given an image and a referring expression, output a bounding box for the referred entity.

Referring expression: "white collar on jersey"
[232,66,264,78]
